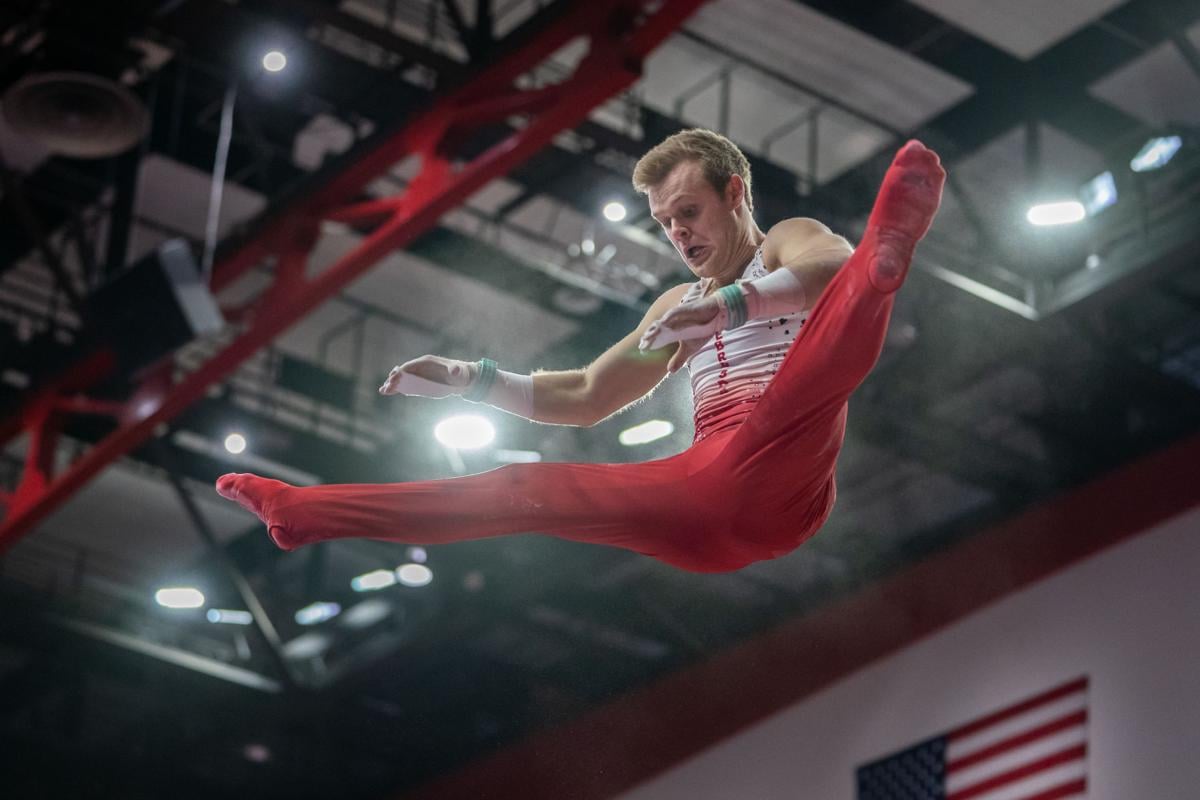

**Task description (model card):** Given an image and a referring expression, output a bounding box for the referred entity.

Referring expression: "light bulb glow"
[603,201,627,222]
[434,415,495,450]
[225,433,247,454]
[1027,201,1085,226]
[351,569,397,592]
[294,601,340,626]
[619,419,675,446]
[207,608,254,625]
[397,563,433,587]
[262,50,287,72]
[1079,171,1117,216]
[156,587,205,609]
[1130,136,1181,172]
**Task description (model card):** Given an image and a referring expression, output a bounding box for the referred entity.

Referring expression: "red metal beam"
[0,0,710,548]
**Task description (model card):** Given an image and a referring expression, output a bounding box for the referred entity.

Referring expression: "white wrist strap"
[467,368,535,419]
[742,266,808,320]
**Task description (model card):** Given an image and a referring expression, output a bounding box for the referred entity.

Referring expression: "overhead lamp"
[397,563,433,587]
[434,415,495,450]
[351,569,397,592]
[494,448,543,463]
[619,419,674,446]
[603,201,627,222]
[1130,135,1181,173]
[262,50,287,73]
[155,587,205,609]
[294,601,341,626]
[1026,200,1085,227]
[224,432,247,454]
[207,608,253,625]
[1079,171,1117,216]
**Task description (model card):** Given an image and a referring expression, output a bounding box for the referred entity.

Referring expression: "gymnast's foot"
[863,140,945,293]
[216,473,302,551]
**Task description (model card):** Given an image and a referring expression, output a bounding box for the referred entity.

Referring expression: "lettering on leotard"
[715,331,730,391]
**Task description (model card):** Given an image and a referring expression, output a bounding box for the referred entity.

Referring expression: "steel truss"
[0,0,709,549]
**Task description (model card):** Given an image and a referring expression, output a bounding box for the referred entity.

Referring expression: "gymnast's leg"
[216,432,742,572]
[719,141,945,547]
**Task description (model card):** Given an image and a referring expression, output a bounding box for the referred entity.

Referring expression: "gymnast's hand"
[378,355,476,398]
[638,293,726,373]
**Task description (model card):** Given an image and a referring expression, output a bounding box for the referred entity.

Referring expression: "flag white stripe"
[946,727,1087,793]
[953,760,1086,800]
[948,691,1087,760]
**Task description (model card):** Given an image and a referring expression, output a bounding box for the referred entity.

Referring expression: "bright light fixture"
[434,414,495,450]
[1079,171,1117,216]
[155,587,205,609]
[340,598,392,629]
[351,569,397,592]
[294,601,341,626]
[619,419,674,446]
[603,201,627,222]
[1026,200,1085,227]
[494,448,543,463]
[282,632,330,659]
[224,433,247,454]
[207,608,253,625]
[1130,136,1181,173]
[397,563,433,587]
[262,50,287,72]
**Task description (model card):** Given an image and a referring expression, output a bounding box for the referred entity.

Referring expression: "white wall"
[619,504,1200,800]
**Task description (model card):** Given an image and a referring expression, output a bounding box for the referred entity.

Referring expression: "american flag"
[856,677,1089,800]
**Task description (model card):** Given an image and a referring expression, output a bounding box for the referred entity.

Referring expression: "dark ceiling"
[2,1,1199,798]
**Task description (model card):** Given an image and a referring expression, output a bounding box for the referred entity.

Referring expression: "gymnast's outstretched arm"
[378,281,693,427]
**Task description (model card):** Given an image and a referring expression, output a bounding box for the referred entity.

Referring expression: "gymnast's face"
[647,160,752,284]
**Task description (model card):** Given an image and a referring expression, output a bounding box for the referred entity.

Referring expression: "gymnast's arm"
[379,282,694,427]
[760,217,854,306]
[531,282,693,426]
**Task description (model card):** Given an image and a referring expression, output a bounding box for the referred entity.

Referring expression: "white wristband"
[742,266,807,320]
[470,368,535,419]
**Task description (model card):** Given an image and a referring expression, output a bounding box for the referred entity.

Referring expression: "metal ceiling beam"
[0,0,709,550]
[804,0,1194,220]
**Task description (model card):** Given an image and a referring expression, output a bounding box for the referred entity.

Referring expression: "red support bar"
[0,0,709,549]
[447,83,566,131]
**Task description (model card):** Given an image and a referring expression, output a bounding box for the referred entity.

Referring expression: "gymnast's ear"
[725,173,747,211]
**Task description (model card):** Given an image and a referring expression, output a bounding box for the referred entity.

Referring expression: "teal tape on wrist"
[463,358,498,402]
[717,284,748,329]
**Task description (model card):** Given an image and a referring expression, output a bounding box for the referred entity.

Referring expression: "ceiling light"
[1079,171,1117,216]
[397,563,433,587]
[1130,135,1181,173]
[493,448,542,463]
[207,608,253,625]
[619,419,674,446]
[1026,200,1085,227]
[351,569,397,592]
[294,601,340,626]
[282,632,330,659]
[224,432,246,454]
[262,50,287,73]
[407,546,428,563]
[155,587,205,609]
[603,201,627,222]
[340,599,393,629]
[434,415,495,450]
[243,744,271,763]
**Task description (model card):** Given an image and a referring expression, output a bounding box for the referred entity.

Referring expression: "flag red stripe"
[949,677,1088,740]
[1020,777,1088,800]
[946,743,1087,800]
[947,710,1088,772]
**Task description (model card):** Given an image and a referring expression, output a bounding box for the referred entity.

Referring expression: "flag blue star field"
[856,677,1088,800]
